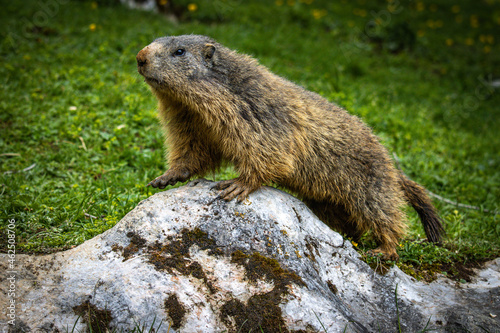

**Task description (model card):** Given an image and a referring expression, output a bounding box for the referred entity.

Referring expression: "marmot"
[136,35,444,260]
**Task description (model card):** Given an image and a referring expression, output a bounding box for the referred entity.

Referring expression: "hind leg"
[303,199,365,241]
[305,198,405,260]
[363,210,406,261]
[367,233,400,261]
[342,208,403,260]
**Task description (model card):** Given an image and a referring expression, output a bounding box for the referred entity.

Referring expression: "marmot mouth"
[144,76,164,87]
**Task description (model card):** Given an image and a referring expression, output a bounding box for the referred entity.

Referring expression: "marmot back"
[137,34,444,260]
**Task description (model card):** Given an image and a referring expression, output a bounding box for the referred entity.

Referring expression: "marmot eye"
[173,49,185,56]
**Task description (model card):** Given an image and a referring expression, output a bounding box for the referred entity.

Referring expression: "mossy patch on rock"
[146,228,219,293]
[221,294,286,333]
[164,294,186,329]
[221,251,306,332]
[230,250,304,289]
[327,280,338,295]
[122,231,147,260]
[161,227,223,257]
[72,300,113,332]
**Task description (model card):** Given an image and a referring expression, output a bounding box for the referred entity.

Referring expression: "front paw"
[147,168,190,189]
[214,178,259,202]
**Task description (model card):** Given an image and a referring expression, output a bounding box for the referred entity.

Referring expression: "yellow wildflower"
[465,37,474,45]
[312,9,327,20]
[470,15,479,28]
[187,3,197,12]
[451,5,460,13]
[483,45,491,53]
[91,1,98,9]
[446,38,453,46]
[89,23,97,31]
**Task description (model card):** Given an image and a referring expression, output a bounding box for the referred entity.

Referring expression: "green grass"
[0,0,499,278]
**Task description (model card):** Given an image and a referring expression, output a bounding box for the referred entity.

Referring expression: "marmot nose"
[137,58,147,67]
[136,49,148,67]
[136,56,147,67]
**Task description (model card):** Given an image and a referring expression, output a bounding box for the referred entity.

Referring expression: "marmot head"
[137,35,220,95]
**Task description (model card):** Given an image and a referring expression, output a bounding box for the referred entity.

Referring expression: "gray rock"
[0,179,499,332]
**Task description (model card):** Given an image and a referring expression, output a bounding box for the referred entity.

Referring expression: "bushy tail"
[399,174,444,243]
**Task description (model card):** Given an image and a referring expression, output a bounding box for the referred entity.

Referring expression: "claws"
[147,174,174,189]
[147,168,191,189]
[213,178,257,202]
[213,179,234,191]
[188,178,207,187]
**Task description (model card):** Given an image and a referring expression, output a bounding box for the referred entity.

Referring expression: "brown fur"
[136,35,444,260]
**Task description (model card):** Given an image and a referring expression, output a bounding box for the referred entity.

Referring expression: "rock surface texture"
[1,180,499,332]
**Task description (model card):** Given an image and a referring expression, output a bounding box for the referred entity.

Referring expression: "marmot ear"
[203,44,216,63]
